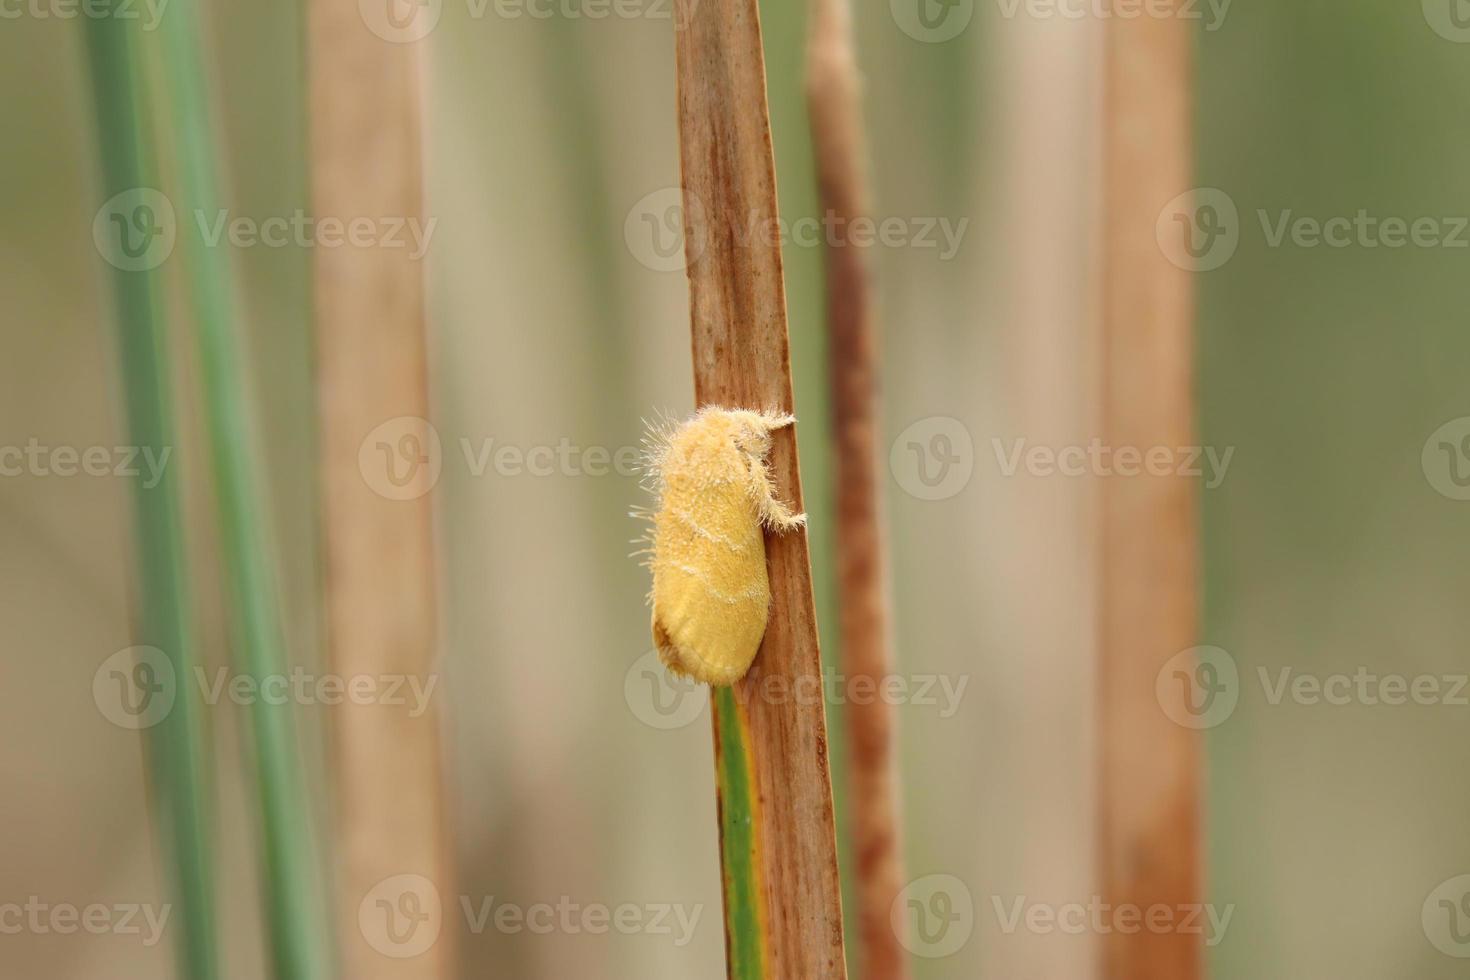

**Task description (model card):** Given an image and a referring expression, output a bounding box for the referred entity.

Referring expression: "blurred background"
[6,0,1470,977]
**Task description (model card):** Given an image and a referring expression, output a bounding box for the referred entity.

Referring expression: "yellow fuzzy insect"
[636,407,806,686]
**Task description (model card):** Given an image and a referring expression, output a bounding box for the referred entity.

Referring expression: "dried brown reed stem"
[308,13,455,978]
[1098,8,1202,980]
[805,0,909,975]
[672,0,849,974]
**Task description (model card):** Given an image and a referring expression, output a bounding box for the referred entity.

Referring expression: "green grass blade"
[81,9,218,979]
[712,688,768,979]
[148,2,332,976]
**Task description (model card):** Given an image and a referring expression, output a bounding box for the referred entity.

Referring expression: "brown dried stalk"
[308,12,455,979]
[1097,8,1202,980]
[805,0,909,976]
[672,0,848,975]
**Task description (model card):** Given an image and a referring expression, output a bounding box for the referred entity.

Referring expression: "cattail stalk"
[307,6,456,977]
[805,0,909,976]
[1097,8,1202,980]
[672,0,849,975]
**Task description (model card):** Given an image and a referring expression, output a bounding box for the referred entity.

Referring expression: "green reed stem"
[82,9,218,979]
[150,1,332,976]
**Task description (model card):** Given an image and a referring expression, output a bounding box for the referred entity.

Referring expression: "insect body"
[640,407,806,686]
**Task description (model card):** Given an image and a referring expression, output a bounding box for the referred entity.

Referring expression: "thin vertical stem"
[1098,8,1201,980]
[805,0,909,976]
[152,0,333,975]
[82,10,218,979]
[307,6,456,977]
[672,0,849,975]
